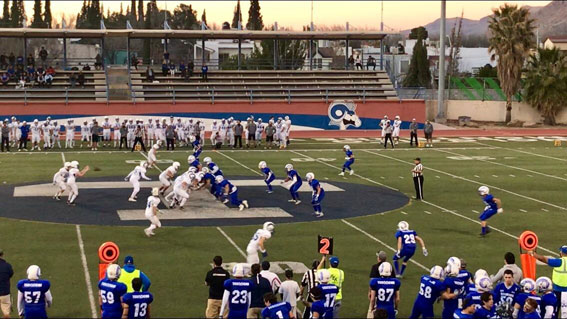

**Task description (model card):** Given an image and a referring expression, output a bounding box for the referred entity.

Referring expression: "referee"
[412,157,424,200]
[300,260,319,319]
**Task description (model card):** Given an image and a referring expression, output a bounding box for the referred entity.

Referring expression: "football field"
[1,136,566,318]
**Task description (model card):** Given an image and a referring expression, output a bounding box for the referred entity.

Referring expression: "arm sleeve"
[220,290,230,316]
[141,171,151,180]
[45,290,53,307]
[17,291,24,316]
[544,305,554,319]
[491,267,505,283]
[125,170,133,180]
[548,258,563,267]
[141,272,151,291]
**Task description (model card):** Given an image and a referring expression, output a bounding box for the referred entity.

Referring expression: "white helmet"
[151,187,159,196]
[520,278,536,293]
[152,144,159,150]
[344,145,350,150]
[379,262,393,277]
[140,160,148,168]
[445,257,461,277]
[536,276,553,293]
[201,167,210,174]
[263,221,275,233]
[478,186,490,196]
[285,164,293,171]
[474,269,492,292]
[203,157,212,165]
[195,172,204,181]
[34,119,38,123]
[317,269,331,283]
[397,221,409,231]
[187,155,196,163]
[106,264,121,281]
[284,116,290,120]
[27,265,41,280]
[188,166,197,173]
[71,160,79,168]
[186,173,196,181]
[104,116,109,120]
[258,161,267,169]
[233,263,246,277]
[429,265,445,280]
[215,175,224,183]
[395,115,400,119]
[306,172,315,182]
[172,162,180,170]
[64,161,72,168]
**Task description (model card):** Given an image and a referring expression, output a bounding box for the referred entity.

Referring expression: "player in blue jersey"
[122,278,154,319]
[409,266,454,319]
[465,269,492,307]
[453,297,476,319]
[475,292,497,319]
[306,172,325,218]
[193,141,202,158]
[315,270,338,319]
[536,277,556,319]
[261,293,294,319]
[442,257,466,319]
[258,161,276,194]
[17,265,52,319]
[98,264,128,319]
[220,264,252,319]
[302,287,329,319]
[187,155,201,170]
[198,167,219,198]
[204,157,223,176]
[393,221,428,278]
[514,278,541,319]
[493,270,520,312]
[369,262,401,319]
[477,186,503,236]
[216,175,249,211]
[283,164,302,204]
[523,298,541,319]
[338,145,355,176]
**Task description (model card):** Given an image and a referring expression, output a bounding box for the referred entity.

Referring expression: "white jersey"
[127,123,136,132]
[112,121,121,131]
[102,121,111,130]
[9,121,20,135]
[148,148,157,161]
[393,120,402,129]
[129,166,148,181]
[159,166,176,180]
[199,123,206,133]
[247,229,272,251]
[53,167,68,183]
[81,125,90,135]
[41,125,51,135]
[285,120,291,133]
[256,122,265,133]
[279,280,301,307]
[211,124,219,133]
[176,122,184,132]
[52,124,59,136]
[280,123,288,136]
[275,122,283,134]
[145,196,160,216]
[260,270,282,293]
[380,119,390,130]
[65,124,74,132]
[31,124,41,135]
[67,168,80,184]
[220,122,228,133]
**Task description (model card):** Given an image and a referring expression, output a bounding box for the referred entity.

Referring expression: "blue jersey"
[288,170,302,186]
[223,279,252,318]
[515,293,541,319]
[193,146,202,158]
[218,179,235,193]
[317,284,338,316]
[493,282,520,308]
[540,292,557,319]
[454,310,475,319]
[415,276,446,306]
[311,300,331,319]
[309,179,325,196]
[396,230,418,251]
[122,291,154,319]
[369,277,401,316]
[473,306,497,319]
[465,291,483,307]
[524,312,542,319]
[17,279,51,319]
[98,278,128,319]
[208,162,223,176]
[262,167,275,181]
[345,150,353,159]
[261,301,292,319]
[443,276,467,319]
[482,194,498,211]
[189,159,200,168]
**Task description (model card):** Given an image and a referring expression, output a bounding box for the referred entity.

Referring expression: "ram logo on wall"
[328,101,362,130]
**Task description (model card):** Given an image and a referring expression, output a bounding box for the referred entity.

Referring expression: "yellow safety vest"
[552,257,567,288]
[117,269,141,293]
[328,268,344,300]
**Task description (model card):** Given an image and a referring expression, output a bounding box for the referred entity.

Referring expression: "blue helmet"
[329,256,339,267]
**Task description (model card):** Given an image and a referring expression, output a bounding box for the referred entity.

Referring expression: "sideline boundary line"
[475,142,567,162]
[217,227,247,258]
[75,225,98,318]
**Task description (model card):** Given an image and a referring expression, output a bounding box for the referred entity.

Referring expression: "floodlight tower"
[436,0,447,123]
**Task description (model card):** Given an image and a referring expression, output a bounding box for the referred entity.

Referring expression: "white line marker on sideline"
[424,211,432,215]
[61,152,66,163]
[520,209,528,213]
[217,151,263,176]
[435,176,440,179]
[342,219,429,272]
[509,175,515,177]
[492,175,499,178]
[217,227,247,258]
[542,208,549,212]
[401,211,408,215]
[474,175,480,178]
[75,225,97,319]
[472,210,480,214]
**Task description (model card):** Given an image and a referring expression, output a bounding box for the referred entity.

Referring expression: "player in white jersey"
[51,121,61,148]
[30,119,42,151]
[246,222,275,264]
[144,188,162,237]
[65,120,75,148]
[125,161,151,202]
[158,161,180,194]
[52,162,71,200]
[111,118,121,147]
[279,122,288,149]
[255,118,264,146]
[145,118,155,147]
[275,118,284,145]
[66,160,89,206]
[392,115,402,145]
[198,121,206,143]
[210,120,219,146]
[168,171,195,209]
[154,121,162,142]
[227,118,235,147]
[284,116,292,146]
[9,117,19,147]
[79,121,90,148]
[126,119,136,148]
[218,119,227,145]
[147,144,159,167]
[41,122,52,149]
[379,115,390,143]
[160,119,168,144]
[101,116,111,147]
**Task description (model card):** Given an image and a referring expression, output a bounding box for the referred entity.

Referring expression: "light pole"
[436,0,447,123]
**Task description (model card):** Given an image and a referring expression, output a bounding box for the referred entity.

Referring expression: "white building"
[194,39,256,69]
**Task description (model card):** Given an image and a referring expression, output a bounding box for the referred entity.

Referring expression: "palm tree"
[488,4,535,123]
[523,48,567,125]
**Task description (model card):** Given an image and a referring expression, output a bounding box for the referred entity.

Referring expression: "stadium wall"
[0,100,425,130]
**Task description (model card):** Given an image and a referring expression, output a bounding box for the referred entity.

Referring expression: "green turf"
[1,137,566,318]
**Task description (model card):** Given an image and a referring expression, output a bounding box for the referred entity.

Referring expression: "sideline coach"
[412,158,424,200]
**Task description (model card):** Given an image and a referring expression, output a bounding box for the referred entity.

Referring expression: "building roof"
[0,28,395,40]
[545,36,567,43]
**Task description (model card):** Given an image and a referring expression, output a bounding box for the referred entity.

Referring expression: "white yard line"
[61,152,66,163]
[216,227,247,258]
[138,151,163,172]
[363,150,567,212]
[424,211,432,215]
[475,142,567,162]
[75,225,98,318]
[341,220,430,272]
[217,151,263,176]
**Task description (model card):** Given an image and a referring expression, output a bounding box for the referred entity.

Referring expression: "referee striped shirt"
[412,163,423,177]
[301,268,317,293]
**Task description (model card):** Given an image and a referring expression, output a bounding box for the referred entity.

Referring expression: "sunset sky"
[40,1,551,31]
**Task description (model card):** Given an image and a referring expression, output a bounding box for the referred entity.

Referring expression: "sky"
[41,1,552,31]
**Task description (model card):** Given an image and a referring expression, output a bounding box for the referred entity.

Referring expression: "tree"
[31,0,44,28]
[171,4,198,30]
[243,26,305,70]
[488,4,535,123]
[76,0,103,29]
[137,0,143,25]
[130,0,136,22]
[403,31,431,88]
[231,0,242,29]
[523,48,567,125]
[246,0,263,30]
[10,0,26,27]
[201,9,207,28]
[44,0,52,28]
[1,0,9,27]
[476,64,497,78]
[447,11,463,77]
[409,26,428,40]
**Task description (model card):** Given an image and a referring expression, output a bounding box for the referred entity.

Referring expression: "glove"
[422,248,428,256]
[345,157,350,160]
[395,251,401,259]
[497,208,504,213]
[261,251,268,258]
[314,196,319,202]
[484,205,490,211]
[394,310,399,316]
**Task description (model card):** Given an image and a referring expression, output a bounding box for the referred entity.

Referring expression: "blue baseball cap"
[560,246,567,254]
[329,256,339,267]
[124,255,134,265]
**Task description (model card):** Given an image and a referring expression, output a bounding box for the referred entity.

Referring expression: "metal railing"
[0,87,107,105]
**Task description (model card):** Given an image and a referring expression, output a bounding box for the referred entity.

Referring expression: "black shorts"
[266,135,273,142]
[424,133,432,139]
[248,134,255,141]
[92,134,99,142]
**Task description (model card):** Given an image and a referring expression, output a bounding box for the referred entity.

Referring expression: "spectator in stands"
[0,54,6,69]
[168,61,176,77]
[78,71,85,88]
[26,65,35,77]
[179,61,187,79]
[248,263,272,318]
[233,120,243,149]
[409,118,419,147]
[131,54,139,70]
[36,65,44,74]
[355,54,362,70]
[16,54,23,67]
[35,71,44,88]
[424,120,434,147]
[161,60,169,76]
[6,66,15,81]
[1,120,9,152]
[39,47,48,67]
[70,64,79,71]
[26,68,36,86]
[16,74,26,89]
[367,56,376,70]
[188,60,195,79]
[7,53,15,67]
[145,66,155,82]
[491,252,523,284]
[165,124,175,150]
[204,256,230,319]
[19,121,29,150]
[26,54,34,67]
[82,64,91,71]
[348,54,354,70]
[163,50,170,63]
[69,72,78,88]
[94,53,103,70]
[201,63,209,82]
[0,249,14,319]
[1,73,9,87]
[46,66,55,76]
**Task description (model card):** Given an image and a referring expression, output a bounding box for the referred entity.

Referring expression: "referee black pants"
[131,137,147,152]
[413,175,424,200]
[410,132,418,146]
[384,133,394,148]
